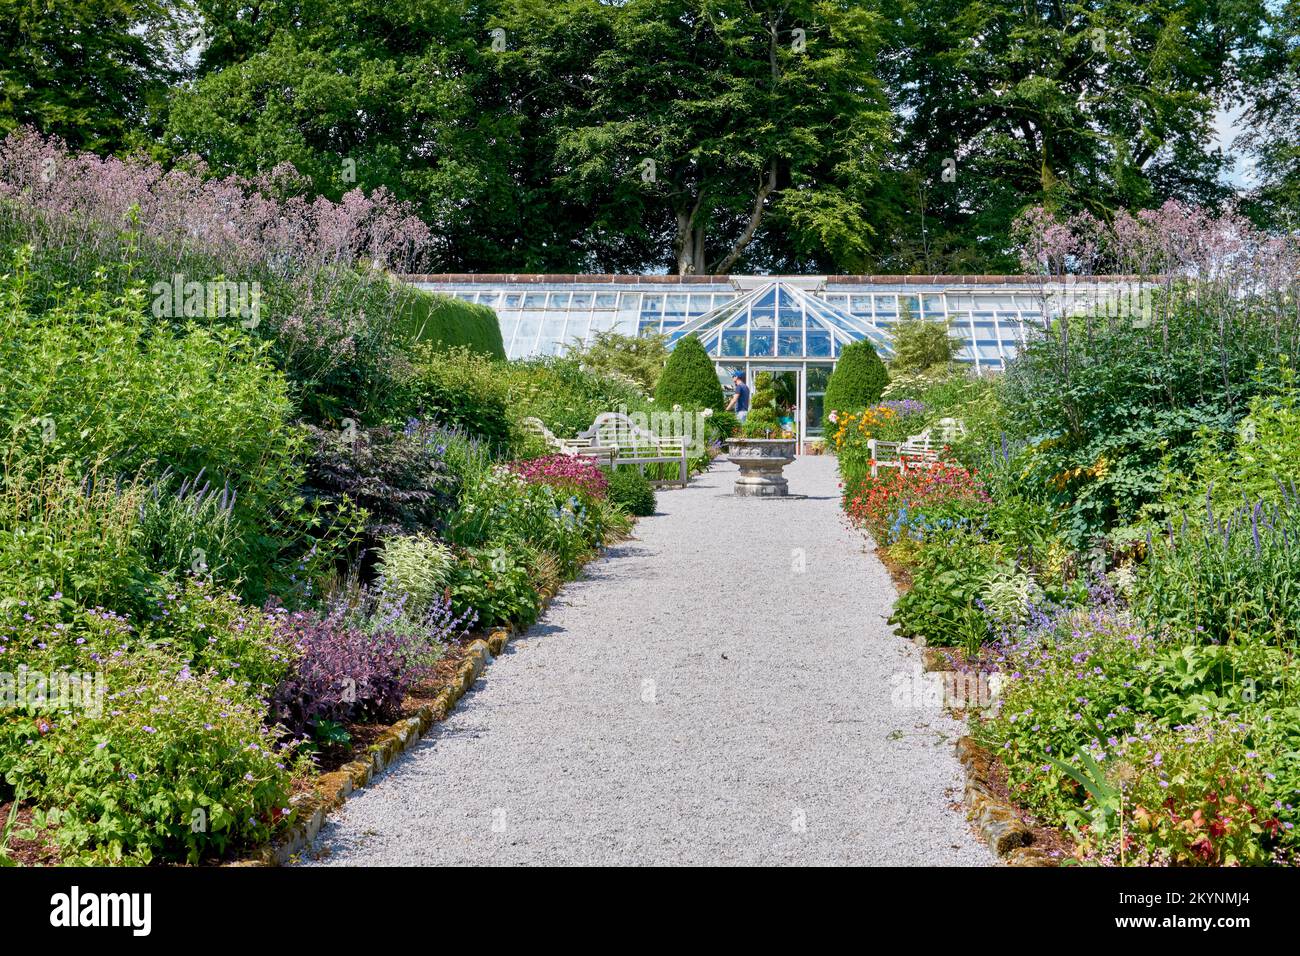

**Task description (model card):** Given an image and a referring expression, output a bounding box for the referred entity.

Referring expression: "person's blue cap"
[733,370,746,381]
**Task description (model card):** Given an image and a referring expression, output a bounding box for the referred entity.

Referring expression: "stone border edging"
[954,736,1057,866]
[910,620,1059,864]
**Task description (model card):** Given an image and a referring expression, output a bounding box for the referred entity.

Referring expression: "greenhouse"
[408,273,1140,443]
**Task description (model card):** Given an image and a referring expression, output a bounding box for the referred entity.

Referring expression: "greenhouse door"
[804,363,834,442]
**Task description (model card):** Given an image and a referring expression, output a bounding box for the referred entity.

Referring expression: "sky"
[1213,103,1258,192]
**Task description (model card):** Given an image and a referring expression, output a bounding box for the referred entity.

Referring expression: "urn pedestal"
[726,439,797,497]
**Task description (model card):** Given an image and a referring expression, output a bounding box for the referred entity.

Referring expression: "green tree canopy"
[164,0,894,273]
[875,0,1273,270]
[889,316,960,374]
[12,0,1293,270]
[0,0,192,152]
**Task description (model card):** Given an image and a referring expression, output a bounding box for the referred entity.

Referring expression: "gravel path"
[301,456,993,866]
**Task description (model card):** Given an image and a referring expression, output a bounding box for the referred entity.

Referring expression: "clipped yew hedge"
[399,289,506,360]
[825,341,889,412]
[654,336,725,411]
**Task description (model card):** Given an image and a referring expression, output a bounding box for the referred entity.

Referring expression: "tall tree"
[1239,0,1300,229]
[166,0,571,271]
[535,0,893,274]
[169,0,893,274]
[876,0,1267,270]
[0,0,194,152]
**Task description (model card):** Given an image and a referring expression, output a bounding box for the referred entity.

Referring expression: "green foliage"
[1113,718,1287,866]
[983,607,1299,865]
[448,545,540,628]
[447,465,606,576]
[654,337,724,412]
[1000,306,1299,542]
[19,663,295,864]
[889,317,960,374]
[375,533,455,611]
[567,329,667,394]
[11,0,1290,276]
[887,530,1007,655]
[605,467,656,517]
[1135,497,1300,647]
[0,462,152,615]
[1188,357,1300,513]
[0,0,180,153]
[407,346,513,448]
[740,371,782,438]
[879,0,1251,270]
[0,268,307,594]
[396,290,505,360]
[824,341,889,413]
[136,470,243,587]
[168,0,895,273]
[504,356,650,440]
[706,409,740,442]
[145,578,299,694]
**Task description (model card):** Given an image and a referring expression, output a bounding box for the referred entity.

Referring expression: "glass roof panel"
[664,280,895,360]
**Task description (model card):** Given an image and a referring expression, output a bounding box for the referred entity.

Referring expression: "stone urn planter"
[726,438,797,496]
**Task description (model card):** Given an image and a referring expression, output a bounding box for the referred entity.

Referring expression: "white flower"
[702,408,713,418]
[672,404,682,413]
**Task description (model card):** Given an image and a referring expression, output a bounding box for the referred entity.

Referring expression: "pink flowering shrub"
[0,126,430,284]
[0,126,433,406]
[508,454,609,500]
[1012,199,1300,323]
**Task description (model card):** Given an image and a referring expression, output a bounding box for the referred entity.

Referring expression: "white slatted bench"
[521,416,615,466]
[577,412,690,488]
[866,417,966,478]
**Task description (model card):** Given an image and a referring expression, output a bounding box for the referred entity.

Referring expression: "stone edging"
[230,625,516,866]
[954,736,1057,866]
[912,631,1059,865]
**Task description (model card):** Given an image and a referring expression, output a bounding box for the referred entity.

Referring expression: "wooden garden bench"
[521,416,615,466]
[867,417,966,478]
[576,412,690,488]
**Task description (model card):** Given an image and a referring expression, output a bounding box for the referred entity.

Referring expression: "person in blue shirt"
[726,371,750,423]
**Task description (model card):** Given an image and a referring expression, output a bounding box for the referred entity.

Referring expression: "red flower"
[1189,835,1216,862]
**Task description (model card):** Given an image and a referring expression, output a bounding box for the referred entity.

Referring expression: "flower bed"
[509,453,609,499]
[0,132,669,865]
[832,202,1300,866]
